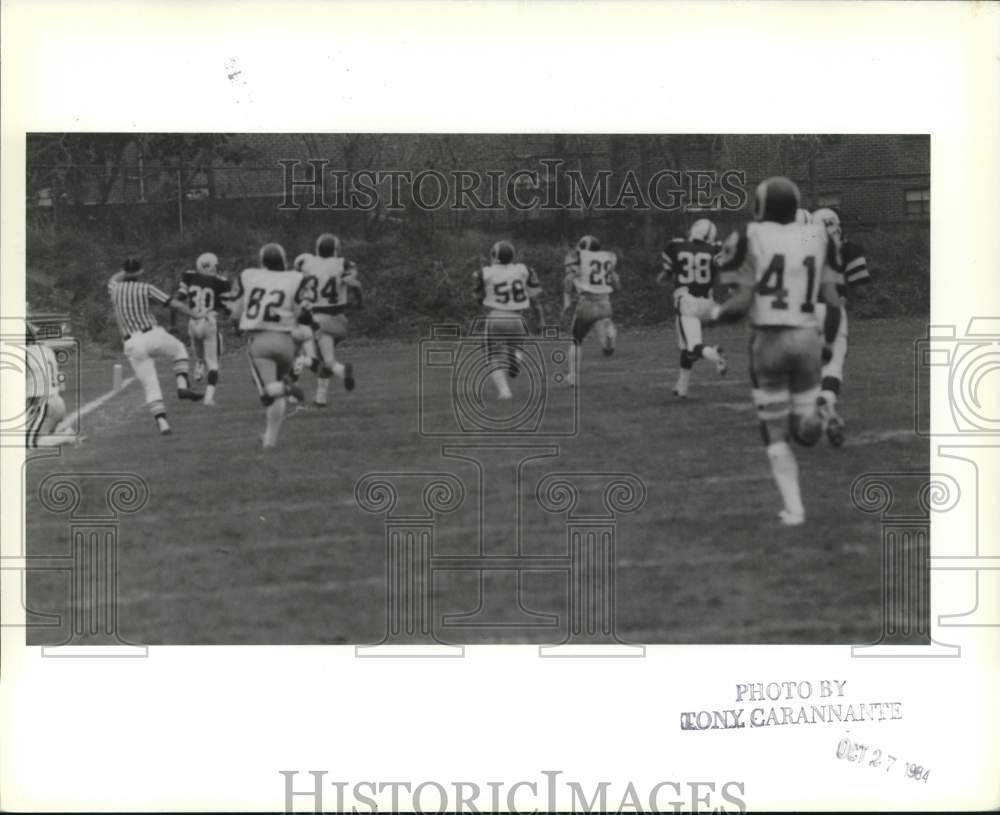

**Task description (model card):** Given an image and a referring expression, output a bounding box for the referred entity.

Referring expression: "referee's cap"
[122,256,144,275]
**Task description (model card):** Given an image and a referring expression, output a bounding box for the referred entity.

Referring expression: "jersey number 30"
[245,287,286,322]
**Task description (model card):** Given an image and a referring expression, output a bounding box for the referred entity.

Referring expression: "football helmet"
[794,208,812,225]
[811,207,842,242]
[753,177,801,225]
[315,233,341,258]
[196,252,219,274]
[491,240,515,264]
[687,218,717,244]
[259,243,288,271]
[293,252,314,272]
[577,235,601,252]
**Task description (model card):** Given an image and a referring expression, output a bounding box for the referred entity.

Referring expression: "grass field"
[24,316,929,645]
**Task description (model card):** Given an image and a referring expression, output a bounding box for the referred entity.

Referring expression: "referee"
[108,256,204,435]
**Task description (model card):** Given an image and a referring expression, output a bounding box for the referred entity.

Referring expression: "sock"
[675,368,691,393]
[567,343,578,380]
[766,441,804,516]
[204,385,216,403]
[316,377,331,401]
[490,368,511,397]
[176,372,190,391]
[332,362,346,379]
[701,345,721,362]
[154,412,170,433]
[263,398,286,446]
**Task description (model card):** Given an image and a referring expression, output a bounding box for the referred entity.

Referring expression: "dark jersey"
[661,238,717,299]
[177,270,232,317]
[836,239,870,298]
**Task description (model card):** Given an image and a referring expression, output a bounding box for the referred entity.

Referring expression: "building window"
[905,188,930,218]
[816,192,842,210]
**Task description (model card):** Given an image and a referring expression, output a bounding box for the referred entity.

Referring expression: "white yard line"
[56,377,136,432]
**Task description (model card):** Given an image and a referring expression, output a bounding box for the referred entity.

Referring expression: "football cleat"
[177,388,204,401]
[315,233,342,258]
[826,413,846,448]
[672,386,688,399]
[196,252,219,274]
[687,218,717,244]
[715,348,728,376]
[490,240,515,265]
[343,362,355,391]
[259,242,288,271]
[779,509,805,527]
[753,177,801,225]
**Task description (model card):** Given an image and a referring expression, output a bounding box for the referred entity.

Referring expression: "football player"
[227,243,317,448]
[795,208,813,225]
[24,322,76,448]
[658,218,728,397]
[174,252,232,406]
[300,234,360,406]
[712,177,842,526]
[562,235,621,386]
[474,240,544,399]
[810,207,870,446]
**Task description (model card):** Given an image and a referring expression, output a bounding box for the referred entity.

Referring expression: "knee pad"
[680,350,696,370]
[207,370,219,386]
[691,344,705,359]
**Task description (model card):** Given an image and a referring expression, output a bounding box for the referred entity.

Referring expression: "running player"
[108,257,204,435]
[228,243,317,448]
[175,252,231,406]
[712,177,842,526]
[300,234,360,405]
[658,219,728,397]
[810,207,871,446]
[474,240,544,399]
[562,235,620,387]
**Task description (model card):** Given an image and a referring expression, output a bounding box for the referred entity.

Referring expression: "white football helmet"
[811,207,842,242]
[794,208,812,225]
[687,218,717,244]
[196,252,219,274]
[293,252,314,272]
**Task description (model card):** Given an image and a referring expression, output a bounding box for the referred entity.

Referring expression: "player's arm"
[709,228,753,323]
[526,266,545,328]
[294,274,319,327]
[473,268,485,303]
[656,243,675,286]
[225,274,246,322]
[608,254,622,292]
[345,261,364,309]
[842,240,871,290]
[819,237,843,346]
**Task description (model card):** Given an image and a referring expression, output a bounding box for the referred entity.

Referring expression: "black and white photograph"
[21,133,930,647]
[3,2,998,813]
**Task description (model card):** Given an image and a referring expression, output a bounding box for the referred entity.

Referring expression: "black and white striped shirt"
[108,276,171,337]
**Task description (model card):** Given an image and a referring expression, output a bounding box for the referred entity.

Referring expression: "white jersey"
[573,249,617,295]
[303,256,355,309]
[25,343,59,399]
[234,268,315,332]
[480,263,539,311]
[720,222,839,328]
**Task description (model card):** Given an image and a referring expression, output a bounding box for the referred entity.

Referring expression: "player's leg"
[150,327,202,401]
[818,309,848,446]
[674,314,694,397]
[594,296,616,357]
[788,327,825,449]
[125,338,171,434]
[202,319,220,406]
[188,319,206,382]
[486,314,514,399]
[567,305,593,387]
[31,393,77,446]
[314,331,336,406]
[248,333,293,448]
[680,295,725,378]
[751,330,806,525]
[24,396,46,448]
